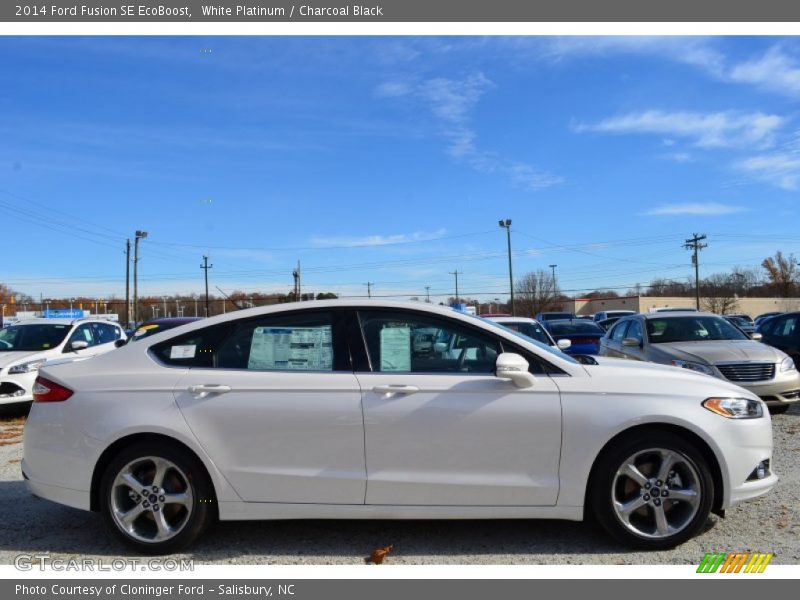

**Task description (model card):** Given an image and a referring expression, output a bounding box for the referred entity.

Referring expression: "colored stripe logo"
[697,552,773,573]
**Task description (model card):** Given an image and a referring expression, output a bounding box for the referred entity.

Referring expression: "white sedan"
[23,300,776,554]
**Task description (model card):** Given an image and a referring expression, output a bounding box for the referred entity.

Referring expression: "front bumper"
[0,371,36,405]
[733,369,800,405]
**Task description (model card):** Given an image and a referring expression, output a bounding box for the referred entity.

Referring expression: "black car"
[128,317,203,342]
[756,311,800,368]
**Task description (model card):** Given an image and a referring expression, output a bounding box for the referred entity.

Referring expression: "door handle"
[372,384,420,396]
[188,384,232,397]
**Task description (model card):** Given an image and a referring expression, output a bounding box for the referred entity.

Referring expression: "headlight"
[703,397,764,419]
[7,359,45,374]
[672,360,715,376]
[780,356,796,372]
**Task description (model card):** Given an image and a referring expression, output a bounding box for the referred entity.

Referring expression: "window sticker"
[380,326,411,372]
[169,344,197,359]
[248,326,333,370]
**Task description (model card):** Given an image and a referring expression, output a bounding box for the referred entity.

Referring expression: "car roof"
[485,316,538,323]
[139,317,203,326]
[639,311,718,320]
[12,317,120,326]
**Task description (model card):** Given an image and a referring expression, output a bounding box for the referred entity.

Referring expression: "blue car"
[543,319,605,355]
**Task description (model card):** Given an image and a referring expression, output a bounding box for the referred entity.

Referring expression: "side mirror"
[622,337,642,347]
[557,339,572,350]
[70,340,89,351]
[495,352,536,388]
[750,332,763,341]
[114,339,127,348]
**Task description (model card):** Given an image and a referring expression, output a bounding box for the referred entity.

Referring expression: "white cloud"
[310,229,448,248]
[575,110,783,149]
[374,81,412,98]
[533,37,726,76]
[735,153,800,190]
[661,152,693,163]
[729,46,800,97]
[643,202,746,216]
[376,73,563,191]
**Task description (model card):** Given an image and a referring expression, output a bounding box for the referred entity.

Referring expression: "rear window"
[548,322,604,336]
[496,321,551,345]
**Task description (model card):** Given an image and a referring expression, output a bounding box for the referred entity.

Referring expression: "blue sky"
[1,36,800,302]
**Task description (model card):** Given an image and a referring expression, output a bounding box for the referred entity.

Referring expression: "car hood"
[589,355,759,399]
[651,340,783,365]
[0,350,51,369]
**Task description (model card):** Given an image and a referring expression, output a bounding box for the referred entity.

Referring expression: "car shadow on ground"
[0,479,722,563]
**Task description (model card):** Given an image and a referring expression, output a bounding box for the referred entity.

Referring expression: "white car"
[0,318,126,405]
[23,300,776,554]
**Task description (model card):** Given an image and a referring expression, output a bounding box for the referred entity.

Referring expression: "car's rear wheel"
[100,441,215,554]
[590,432,714,550]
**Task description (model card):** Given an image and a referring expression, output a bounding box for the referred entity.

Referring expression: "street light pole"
[133,230,148,326]
[499,219,515,315]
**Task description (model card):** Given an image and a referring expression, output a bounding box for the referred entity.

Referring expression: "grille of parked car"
[716,362,776,382]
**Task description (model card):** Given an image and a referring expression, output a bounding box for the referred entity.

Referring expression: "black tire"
[589,431,714,550]
[100,440,216,554]
[768,404,790,415]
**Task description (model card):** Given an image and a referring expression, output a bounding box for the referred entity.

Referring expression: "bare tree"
[761,251,799,297]
[515,270,559,316]
[700,273,739,314]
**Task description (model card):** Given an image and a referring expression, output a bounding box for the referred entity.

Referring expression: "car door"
[355,309,562,506]
[764,315,799,362]
[89,322,123,356]
[601,320,629,357]
[61,323,100,359]
[619,319,646,361]
[166,309,366,504]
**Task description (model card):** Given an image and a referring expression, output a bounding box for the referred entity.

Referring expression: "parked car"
[484,316,571,351]
[24,300,777,553]
[0,318,126,405]
[535,311,575,322]
[724,315,757,337]
[756,312,800,370]
[597,316,625,331]
[541,319,606,355]
[129,317,203,343]
[600,312,800,414]
[754,312,783,327]
[728,314,754,326]
[594,310,636,323]
[650,307,698,313]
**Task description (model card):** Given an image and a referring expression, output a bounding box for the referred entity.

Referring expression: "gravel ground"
[0,403,798,565]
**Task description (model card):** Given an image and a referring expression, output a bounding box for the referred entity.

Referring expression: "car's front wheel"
[590,432,714,550]
[768,404,791,415]
[100,441,216,554]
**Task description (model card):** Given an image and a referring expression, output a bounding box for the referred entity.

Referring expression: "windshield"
[646,316,749,343]
[726,316,750,328]
[0,323,71,351]
[474,316,579,364]
[494,321,552,345]
[548,321,604,336]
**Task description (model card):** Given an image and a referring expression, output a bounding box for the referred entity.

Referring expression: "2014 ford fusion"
[22,301,776,553]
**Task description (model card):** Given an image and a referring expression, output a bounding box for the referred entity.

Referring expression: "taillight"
[32,376,73,402]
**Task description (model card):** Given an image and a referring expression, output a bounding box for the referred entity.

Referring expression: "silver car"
[599,311,800,414]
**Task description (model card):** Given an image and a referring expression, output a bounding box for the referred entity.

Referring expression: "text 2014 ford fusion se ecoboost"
[22,301,776,553]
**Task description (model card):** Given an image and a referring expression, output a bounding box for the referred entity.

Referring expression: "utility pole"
[549,264,558,297]
[194,298,198,317]
[201,255,213,317]
[498,219,515,316]
[124,239,130,327]
[425,286,431,303]
[133,231,147,326]
[684,233,708,310]
[292,260,301,301]
[449,270,463,304]
[365,282,373,298]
